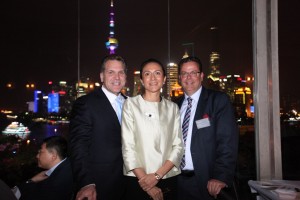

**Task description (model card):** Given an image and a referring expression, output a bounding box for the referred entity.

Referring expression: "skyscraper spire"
[105,0,118,54]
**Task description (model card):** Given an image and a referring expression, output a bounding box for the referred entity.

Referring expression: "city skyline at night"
[1,0,300,110]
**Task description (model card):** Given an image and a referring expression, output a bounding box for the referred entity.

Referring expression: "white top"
[122,95,184,179]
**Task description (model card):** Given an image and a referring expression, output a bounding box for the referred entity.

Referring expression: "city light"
[26,83,35,88]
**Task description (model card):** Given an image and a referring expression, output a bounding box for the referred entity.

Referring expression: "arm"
[30,170,48,182]
[69,97,96,200]
[139,104,184,191]
[208,93,238,197]
[121,99,142,173]
[138,160,175,191]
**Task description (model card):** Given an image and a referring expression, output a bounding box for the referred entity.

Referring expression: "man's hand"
[139,173,159,191]
[76,185,97,200]
[147,186,163,200]
[207,179,226,198]
[31,170,48,182]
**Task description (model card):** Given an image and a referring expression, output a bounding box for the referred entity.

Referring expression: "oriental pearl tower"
[105,0,118,54]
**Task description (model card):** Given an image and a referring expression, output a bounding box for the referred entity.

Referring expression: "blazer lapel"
[97,88,121,127]
[191,87,209,142]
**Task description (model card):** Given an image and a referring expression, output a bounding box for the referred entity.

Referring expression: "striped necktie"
[181,97,193,169]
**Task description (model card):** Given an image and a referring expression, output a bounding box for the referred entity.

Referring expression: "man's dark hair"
[178,56,203,73]
[100,54,127,73]
[139,58,166,79]
[43,136,68,160]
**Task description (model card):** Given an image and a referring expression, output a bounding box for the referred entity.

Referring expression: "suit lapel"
[96,88,121,127]
[191,87,209,144]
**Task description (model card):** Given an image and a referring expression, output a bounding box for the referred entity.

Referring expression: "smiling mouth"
[112,82,121,85]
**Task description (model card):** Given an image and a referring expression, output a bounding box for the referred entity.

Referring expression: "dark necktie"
[180,97,193,169]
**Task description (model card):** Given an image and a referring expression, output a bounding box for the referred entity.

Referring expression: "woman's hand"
[138,173,159,191]
[147,186,163,200]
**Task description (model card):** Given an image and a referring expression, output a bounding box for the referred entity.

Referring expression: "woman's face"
[141,62,166,94]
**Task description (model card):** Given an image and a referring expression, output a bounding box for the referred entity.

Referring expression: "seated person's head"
[36,136,68,169]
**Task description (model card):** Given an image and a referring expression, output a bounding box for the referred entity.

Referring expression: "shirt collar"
[184,86,202,103]
[102,86,119,103]
[45,158,66,177]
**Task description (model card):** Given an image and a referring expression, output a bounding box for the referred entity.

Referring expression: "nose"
[114,72,120,79]
[150,73,156,80]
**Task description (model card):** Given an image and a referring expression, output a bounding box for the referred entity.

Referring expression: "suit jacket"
[18,158,73,200]
[0,179,17,200]
[176,87,238,200]
[69,88,126,200]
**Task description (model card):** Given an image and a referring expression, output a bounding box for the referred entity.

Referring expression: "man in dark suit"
[69,54,127,200]
[175,56,238,200]
[13,136,73,200]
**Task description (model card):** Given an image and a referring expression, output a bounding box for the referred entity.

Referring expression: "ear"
[163,76,166,84]
[178,75,182,85]
[100,73,104,83]
[200,72,204,81]
[51,152,58,161]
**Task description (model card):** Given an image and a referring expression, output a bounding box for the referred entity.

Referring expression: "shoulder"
[172,95,184,107]
[162,97,180,111]
[203,87,230,101]
[124,95,140,104]
[73,88,105,105]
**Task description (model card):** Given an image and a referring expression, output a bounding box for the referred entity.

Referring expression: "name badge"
[196,118,210,129]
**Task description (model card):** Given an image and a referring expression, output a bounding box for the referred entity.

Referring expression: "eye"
[118,71,126,76]
[144,72,150,76]
[107,70,114,75]
[154,71,162,76]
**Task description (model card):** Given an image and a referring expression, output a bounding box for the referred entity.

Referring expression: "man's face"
[36,143,54,169]
[100,60,127,95]
[179,61,204,96]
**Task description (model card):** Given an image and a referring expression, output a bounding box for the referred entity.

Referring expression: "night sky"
[1,0,299,110]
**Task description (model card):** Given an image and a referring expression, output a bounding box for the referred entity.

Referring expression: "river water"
[28,123,70,144]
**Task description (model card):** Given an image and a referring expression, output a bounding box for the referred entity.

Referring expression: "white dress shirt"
[102,86,125,118]
[180,86,202,170]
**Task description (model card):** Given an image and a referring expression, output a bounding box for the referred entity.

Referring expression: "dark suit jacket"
[0,179,17,200]
[176,87,238,200]
[69,88,126,200]
[18,158,73,200]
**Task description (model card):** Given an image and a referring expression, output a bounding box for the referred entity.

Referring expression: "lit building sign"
[48,93,59,113]
[34,90,42,113]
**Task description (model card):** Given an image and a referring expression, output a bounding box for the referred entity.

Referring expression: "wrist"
[26,179,34,183]
[154,172,162,181]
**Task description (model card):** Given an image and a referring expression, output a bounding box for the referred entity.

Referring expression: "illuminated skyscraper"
[132,71,142,96]
[208,26,221,77]
[207,26,221,90]
[166,63,179,97]
[105,0,118,54]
